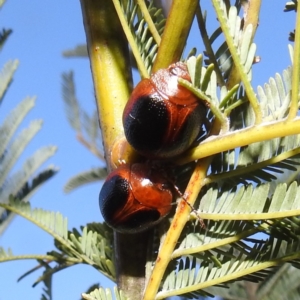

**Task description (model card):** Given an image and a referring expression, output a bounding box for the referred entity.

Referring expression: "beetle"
[99,163,173,233]
[123,62,207,159]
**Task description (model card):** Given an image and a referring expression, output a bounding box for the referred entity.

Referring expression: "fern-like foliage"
[203,263,300,300]
[0,198,115,285]
[4,1,300,299]
[140,1,300,299]
[197,2,251,83]
[155,213,300,298]
[80,284,101,300]
[0,60,18,104]
[64,167,107,193]
[61,71,106,192]
[39,263,53,300]
[62,72,104,158]
[113,0,166,76]
[0,4,58,238]
[81,286,128,300]
[284,1,297,41]
[180,54,300,188]
[0,28,12,52]
[62,44,88,57]
[0,96,58,233]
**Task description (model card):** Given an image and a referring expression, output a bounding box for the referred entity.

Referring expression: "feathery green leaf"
[0,60,18,103]
[64,168,107,193]
[82,286,128,300]
[0,96,35,156]
[0,119,43,185]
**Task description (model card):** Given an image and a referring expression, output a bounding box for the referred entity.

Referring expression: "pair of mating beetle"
[99,62,208,233]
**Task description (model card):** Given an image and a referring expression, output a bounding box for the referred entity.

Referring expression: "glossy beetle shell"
[99,163,173,233]
[123,62,207,159]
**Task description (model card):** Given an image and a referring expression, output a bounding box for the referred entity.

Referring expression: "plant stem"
[80,1,149,299]
[226,0,261,89]
[137,0,161,45]
[80,0,132,172]
[211,0,262,124]
[143,118,221,299]
[288,6,300,120]
[143,159,212,299]
[152,0,199,72]
[196,5,225,86]
[114,231,154,297]
[111,0,149,78]
[177,117,300,165]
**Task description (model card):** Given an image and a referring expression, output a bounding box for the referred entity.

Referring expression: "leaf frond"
[0,28,12,52]
[0,146,58,202]
[64,167,107,193]
[62,71,81,131]
[0,165,59,235]
[159,234,300,299]
[44,222,115,282]
[0,96,35,157]
[39,263,53,300]
[112,0,165,77]
[209,1,260,121]
[61,71,104,159]
[62,44,88,57]
[0,247,55,263]
[66,224,115,279]
[205,262,300,299]
[0,197,115,281]
[0,197,69,241]
[0,119,43,186]
[200,66,296,185]
[200,2,258,86]
[257,264,300,299]
[80,284,101,300]
[82,286,128,300]
[199,181,300,221]
[0,59,18,103]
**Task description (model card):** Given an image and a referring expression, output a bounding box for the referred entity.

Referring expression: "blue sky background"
[0,1,295,299]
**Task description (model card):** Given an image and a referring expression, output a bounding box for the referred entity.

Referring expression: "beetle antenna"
[172,183,206,228]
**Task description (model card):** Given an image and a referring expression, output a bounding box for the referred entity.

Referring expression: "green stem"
[143,159,212,300]
[0,254,63,262]
[143,119,221,299]
[196,5,225,86]
[177,117,300,165]
[178,78,229,131]
[111,0,149,78]
[288,7,300,120]
[156,251,300,299]
[80,0,132,171]
[80,1,149,299]
[206,147,300,185]
[211,0,262,124]
[137,0,161,45]
[152,0,199,71]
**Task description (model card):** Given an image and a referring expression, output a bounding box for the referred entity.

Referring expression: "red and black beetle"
[99,163,173,233]
[123,62,207,159]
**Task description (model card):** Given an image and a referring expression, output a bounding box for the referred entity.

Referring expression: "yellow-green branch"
[211,0,262,124]
[80,0,132,172]
[177,118,300,165]
[137,0,161,45]
[111,0,149,78]
[206,147,300,184]
[156,252,300,299]
[143,159,212,299]
[152,0,199,71]
[288,7,300,120]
